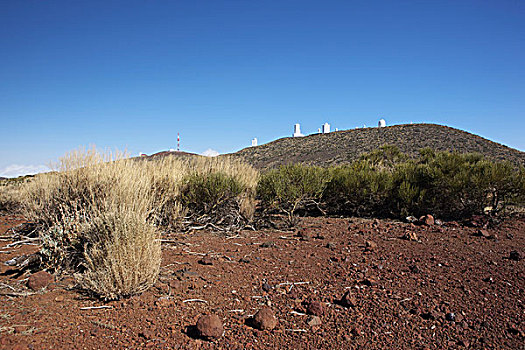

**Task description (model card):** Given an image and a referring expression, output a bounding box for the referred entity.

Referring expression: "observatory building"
[378,119,386,128]
[322,122,330,134]
[293,123,304,137]
[251,138,258,147]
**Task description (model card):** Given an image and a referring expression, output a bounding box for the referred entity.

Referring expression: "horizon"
[1,1,524,177]
[1,121,523,179]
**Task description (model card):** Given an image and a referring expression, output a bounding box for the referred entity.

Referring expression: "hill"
[231,123,525,169]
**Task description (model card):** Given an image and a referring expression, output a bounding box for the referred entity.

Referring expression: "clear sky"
[1,0,524,177]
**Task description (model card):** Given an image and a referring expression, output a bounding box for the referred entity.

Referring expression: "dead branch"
[6,238,41,248]
[80,306,113,310]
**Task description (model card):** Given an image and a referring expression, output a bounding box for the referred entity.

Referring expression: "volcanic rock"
[419,214,434,226]
[262,282,273,292]
[252,307,277,330]
[306,300,324,316]
[509,250,522,261]
[306,315,322,327]
[340,291,357,308]
[198,256,214,265]
[402,231,418,241]
[27,270,54,291]
[365,240,377,250]
[196,314,224,340]
[477,229,491,238]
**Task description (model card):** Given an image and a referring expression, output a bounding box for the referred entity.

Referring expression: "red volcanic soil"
[0,214,524,349]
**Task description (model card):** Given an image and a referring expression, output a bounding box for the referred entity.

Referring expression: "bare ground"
[0,214,523,349]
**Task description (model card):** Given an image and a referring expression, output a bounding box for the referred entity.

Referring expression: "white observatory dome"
[378,119,386,128]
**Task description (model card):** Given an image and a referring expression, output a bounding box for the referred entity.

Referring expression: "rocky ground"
[0,213,523,349]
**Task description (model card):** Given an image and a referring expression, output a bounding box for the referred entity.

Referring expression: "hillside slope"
[232,124,525,169]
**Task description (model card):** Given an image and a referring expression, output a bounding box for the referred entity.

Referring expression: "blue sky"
[1,0,524,177]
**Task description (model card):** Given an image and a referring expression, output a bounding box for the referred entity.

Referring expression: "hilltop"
[231,123,525,169]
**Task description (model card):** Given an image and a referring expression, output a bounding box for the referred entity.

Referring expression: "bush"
[323,161,394,217]
[20,148,258,298]
[180,157,258,229]
[257,147,525,221]
[22,147,161,299]
[257,164,330,225]
[76,209,160,300]
[0,182,22,213]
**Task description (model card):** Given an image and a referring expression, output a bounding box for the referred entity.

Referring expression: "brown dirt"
[0,214,524,349]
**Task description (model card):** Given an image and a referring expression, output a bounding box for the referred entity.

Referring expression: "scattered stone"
[477,229,491,238]
[340,291,357,308]
[365,241,377,250]
[252,307,278,330]
[306,300,324,316]
[239,257,251,264]
[350,326,362,336]
[54,295,64,302]
[361,278,376,287]
[296,229,312,240]
[196,314,224,340]
[509,250,522,261]
[138,330,155,340]
[314,233,325,240]
[27,270,54,291]
[198,256,214,266]
[409,264,421,273]
[260,242,275,248]
[306,315,322,327]
[402,231,418,241]
[445,312,456,322]
[419,214,434,226]
[262,282,273,292]
[326,242,336,250]
[406,216,418,223]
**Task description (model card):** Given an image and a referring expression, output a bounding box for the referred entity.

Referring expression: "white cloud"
[201,149,220,157]
[0,164,50,178]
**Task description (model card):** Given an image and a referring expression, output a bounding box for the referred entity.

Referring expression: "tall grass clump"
[21,147,161,300]
[257,164,330,225]
[0,182,23,213]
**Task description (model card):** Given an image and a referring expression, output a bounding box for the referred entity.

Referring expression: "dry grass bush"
[75,208,160,300]
[21,147,161,299]
[20,148,258,299]
[0,182,23,213]
[142,156,186,231]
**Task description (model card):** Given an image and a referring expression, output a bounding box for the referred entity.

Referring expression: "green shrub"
[323,161,394,217]
[257,164,330,225]
[390,151,525,219]
[257,147,525,221]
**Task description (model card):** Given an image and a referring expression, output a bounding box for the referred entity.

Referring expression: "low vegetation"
[1,144,523,299]
[258,146,525,222]
[11,147,258,300]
